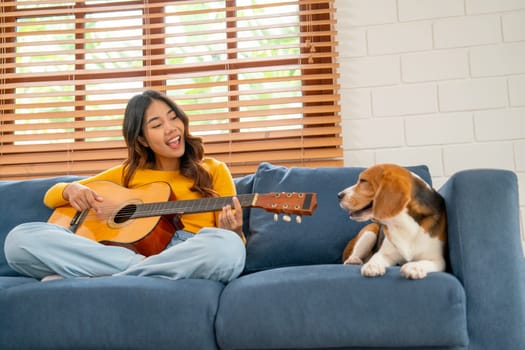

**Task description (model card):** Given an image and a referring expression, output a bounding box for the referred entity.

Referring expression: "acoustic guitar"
[48,181,317,256]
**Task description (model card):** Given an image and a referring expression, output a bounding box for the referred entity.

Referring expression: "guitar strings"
[78,193,258,218]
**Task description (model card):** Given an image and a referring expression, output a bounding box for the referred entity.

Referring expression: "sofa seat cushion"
[0,276,223,350]
[244,162,432,274]
[216,265,467,349]
[0,276,36,290]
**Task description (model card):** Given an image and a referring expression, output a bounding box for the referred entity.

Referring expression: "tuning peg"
[295,216,302,224]
[274,213,278,222]
[282,214,291,222]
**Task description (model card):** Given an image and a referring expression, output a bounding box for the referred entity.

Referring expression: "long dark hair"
[121,90,216,197]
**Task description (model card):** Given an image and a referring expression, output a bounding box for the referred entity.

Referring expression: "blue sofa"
[0,162,523,350]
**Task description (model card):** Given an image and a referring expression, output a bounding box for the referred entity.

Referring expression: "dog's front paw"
[361,261,386,277]
[400,262,427,279]
[344,256,363,265]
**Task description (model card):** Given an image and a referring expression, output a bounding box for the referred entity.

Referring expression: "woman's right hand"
[63,183,104,213]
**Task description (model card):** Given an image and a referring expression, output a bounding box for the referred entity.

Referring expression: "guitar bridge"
[69,210,88,233]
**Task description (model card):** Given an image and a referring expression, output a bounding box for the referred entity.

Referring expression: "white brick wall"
[335,0,525,245]
[438,78,508,111]
[372,84,437,116]
[401,49,469,82]
[510,76,525,105]
[433,15,501,48]
[466,0,525,14]
[471,43,525,76]
[398,0,464,21]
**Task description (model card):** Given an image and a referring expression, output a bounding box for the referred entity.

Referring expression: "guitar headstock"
[253,192,317,216]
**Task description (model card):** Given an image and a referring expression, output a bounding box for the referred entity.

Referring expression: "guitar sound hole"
[114,204,136,224]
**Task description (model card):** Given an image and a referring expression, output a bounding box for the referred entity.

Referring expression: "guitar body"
[48,181,179,256]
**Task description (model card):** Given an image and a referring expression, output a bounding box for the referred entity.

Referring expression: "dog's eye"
[359,178,367,184]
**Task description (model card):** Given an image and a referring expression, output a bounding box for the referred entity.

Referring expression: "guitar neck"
[132,193,256,218]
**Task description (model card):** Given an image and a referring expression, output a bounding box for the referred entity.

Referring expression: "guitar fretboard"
[131,193,257,218]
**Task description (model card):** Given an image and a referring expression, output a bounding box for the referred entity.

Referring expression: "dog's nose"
[337,191,344,200]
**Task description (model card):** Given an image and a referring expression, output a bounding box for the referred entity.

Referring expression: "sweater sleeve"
[43,165,125,209]
[210,159,236,198]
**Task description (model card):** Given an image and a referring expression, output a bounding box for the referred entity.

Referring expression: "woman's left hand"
[219,196,243,236]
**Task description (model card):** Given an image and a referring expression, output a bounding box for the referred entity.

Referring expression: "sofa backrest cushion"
[242,162,432,274]
[0,176,84,276]
[0,164,432,277]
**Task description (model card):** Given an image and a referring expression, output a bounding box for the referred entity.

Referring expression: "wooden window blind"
[0,0,341,180]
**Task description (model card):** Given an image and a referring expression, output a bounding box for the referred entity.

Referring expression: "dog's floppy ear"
[373,172,410,220]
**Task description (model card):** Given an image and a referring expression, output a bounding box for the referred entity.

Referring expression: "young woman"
[4,90,246,283]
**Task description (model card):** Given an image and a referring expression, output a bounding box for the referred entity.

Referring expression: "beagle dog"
[337,164,447,279]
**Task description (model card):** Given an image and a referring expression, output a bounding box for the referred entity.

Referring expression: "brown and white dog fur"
[338,164,447,279]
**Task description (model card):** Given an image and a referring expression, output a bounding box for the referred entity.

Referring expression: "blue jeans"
[4,222,246,283]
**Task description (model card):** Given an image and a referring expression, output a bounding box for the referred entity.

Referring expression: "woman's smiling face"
[141,98,185,171]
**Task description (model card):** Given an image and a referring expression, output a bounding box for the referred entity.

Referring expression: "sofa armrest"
[439,169,525,349]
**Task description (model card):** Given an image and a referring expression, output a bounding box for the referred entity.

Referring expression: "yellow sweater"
[44,157,236,234]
